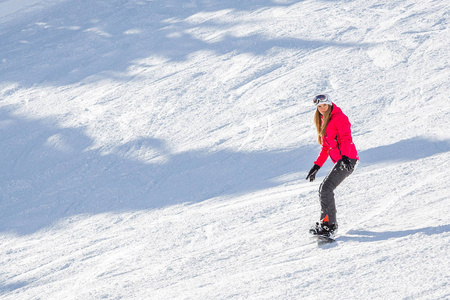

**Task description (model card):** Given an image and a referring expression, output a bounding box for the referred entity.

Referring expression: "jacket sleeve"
[335,113,354,157]
[314,139,330,167]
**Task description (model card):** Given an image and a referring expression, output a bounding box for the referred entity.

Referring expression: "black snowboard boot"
[309,222,338,237]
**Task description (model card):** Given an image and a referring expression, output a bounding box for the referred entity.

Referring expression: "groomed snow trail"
[0,0,449,299]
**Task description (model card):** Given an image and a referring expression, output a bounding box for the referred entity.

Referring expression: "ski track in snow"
[0,0,449,299]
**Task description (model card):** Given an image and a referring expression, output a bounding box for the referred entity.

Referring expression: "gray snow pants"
[319,158,358,224]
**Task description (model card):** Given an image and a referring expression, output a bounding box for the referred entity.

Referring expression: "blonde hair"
[314,105,332,145]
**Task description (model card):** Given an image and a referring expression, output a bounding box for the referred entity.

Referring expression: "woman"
[306,94,359,237]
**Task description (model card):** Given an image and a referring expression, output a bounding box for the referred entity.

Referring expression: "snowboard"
[311,234,335,245]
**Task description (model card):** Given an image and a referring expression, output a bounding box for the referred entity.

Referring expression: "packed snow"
[0,0,449,299]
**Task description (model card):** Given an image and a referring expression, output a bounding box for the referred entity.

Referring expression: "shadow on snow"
[0,107,316,235]
[359,138,450,165]
[0,281,29,295]
[341,224,450,242]
[0,0,372,87]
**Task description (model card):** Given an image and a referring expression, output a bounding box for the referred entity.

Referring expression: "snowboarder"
[306,94,359,238]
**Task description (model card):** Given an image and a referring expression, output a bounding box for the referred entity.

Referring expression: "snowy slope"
[0,0,449,299]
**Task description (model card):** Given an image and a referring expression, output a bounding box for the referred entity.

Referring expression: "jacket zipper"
[335,137,342,157]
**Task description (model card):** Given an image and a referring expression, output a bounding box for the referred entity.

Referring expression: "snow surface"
[0,0,449,299]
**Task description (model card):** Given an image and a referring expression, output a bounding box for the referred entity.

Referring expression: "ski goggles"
[313,94,329,105]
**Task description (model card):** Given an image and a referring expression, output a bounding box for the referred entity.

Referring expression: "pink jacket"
[314,104,359,167]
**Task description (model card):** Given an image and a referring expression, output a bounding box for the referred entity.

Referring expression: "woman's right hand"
[306,164,321,182]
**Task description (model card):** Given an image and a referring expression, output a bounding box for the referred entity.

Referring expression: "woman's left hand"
[340,156,354,172]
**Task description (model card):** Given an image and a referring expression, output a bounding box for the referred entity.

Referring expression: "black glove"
[306,164,321,182]
[340,155,354,172]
